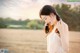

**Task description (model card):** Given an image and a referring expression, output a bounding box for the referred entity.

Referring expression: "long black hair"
[39,5,61,34]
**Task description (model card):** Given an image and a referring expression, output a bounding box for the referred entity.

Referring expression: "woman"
[39,5,69,53]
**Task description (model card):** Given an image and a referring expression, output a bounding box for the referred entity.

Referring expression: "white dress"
[47,20,69,53]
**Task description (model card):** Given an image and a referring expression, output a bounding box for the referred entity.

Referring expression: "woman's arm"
[57,20,69,52]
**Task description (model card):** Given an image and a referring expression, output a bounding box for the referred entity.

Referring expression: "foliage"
[0,4,80,31]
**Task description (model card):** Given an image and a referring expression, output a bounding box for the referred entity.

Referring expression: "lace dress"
[47,25,67,53]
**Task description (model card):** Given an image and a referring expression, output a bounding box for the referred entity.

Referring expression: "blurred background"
[0,0,80,53]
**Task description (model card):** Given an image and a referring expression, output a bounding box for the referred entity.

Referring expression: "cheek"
[52,17,56,22]
[46,18,51,23]
[50,18,54,22]
[50,17,56,25]
[44,19,50,23]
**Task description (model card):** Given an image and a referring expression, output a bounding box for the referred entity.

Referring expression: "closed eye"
[42,17,47,21]
[44,17,47,20]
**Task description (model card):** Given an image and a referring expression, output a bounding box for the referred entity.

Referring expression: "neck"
[54,20,58,26]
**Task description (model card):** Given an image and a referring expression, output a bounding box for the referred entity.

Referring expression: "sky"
[0,0,80,20]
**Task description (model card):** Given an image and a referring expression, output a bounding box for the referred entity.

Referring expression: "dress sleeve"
[60,23,69,53]
[57,21,69,53]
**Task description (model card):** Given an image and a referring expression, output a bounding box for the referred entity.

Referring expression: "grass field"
[0,29,80,53]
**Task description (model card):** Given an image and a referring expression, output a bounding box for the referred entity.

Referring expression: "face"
[41,13,57,25]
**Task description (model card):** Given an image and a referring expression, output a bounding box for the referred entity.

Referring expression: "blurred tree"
[0,17,7,28]
[27,20,43,29]
[53,4,80,31]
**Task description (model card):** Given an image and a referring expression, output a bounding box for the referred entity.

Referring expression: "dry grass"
[0,29,80,53]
